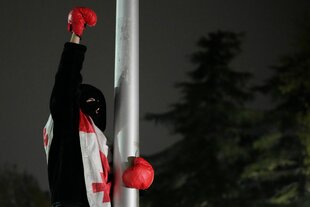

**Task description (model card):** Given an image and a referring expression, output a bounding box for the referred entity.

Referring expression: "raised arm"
[49,37,86,122]
[50,7,97,124]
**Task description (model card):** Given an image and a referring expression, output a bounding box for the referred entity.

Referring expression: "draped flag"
[43,111,112,207]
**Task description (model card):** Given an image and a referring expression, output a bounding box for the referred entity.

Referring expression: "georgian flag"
[43,111,112,207]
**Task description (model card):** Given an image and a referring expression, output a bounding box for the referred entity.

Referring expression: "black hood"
[79,84,106,132]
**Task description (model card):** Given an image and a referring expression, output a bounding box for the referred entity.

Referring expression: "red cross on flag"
[43,111,112,207]
[79,111,112,207]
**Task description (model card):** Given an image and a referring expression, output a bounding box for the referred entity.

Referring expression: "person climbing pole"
[43,7,154,207]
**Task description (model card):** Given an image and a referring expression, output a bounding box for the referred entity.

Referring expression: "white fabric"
[43,113,111,207]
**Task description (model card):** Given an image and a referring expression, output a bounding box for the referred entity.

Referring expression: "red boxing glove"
[67,7,97,37]
[122,157,154,190]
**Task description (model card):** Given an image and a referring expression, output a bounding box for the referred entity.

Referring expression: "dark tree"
[0,165,49,207]
[142,31,256,207]
[242,48,310,206]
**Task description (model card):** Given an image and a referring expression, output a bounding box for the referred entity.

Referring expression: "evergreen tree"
[0,164,50,207]
[142,31,256,207]
[241,42,310,207]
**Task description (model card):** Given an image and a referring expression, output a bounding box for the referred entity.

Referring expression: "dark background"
[0,0,309,191]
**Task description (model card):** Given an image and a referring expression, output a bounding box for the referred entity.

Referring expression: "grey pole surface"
[113,0,139,206]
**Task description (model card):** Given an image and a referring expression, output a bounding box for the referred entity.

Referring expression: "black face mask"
[79,84,106,132]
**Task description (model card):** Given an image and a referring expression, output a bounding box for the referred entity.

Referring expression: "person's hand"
[67,7,97,37]
[122,157,154,190]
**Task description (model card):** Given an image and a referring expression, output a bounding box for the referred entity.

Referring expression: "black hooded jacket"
[48,42,90,207]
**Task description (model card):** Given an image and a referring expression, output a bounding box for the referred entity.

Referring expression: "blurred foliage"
[141,29,310,207]
[0,164,49,207]
[244,41,310,207]
[142,31,257,207]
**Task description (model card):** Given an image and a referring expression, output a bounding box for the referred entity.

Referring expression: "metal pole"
[113,0,139,206]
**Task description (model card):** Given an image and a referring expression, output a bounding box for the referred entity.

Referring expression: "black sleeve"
[50,42,87,131]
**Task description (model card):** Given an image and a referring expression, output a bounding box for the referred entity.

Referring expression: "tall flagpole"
[113,0,139,206]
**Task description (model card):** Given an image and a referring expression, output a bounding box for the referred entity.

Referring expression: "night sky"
[0,0,309,190]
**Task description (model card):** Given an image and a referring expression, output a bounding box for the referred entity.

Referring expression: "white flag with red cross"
[43,111,112,207]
